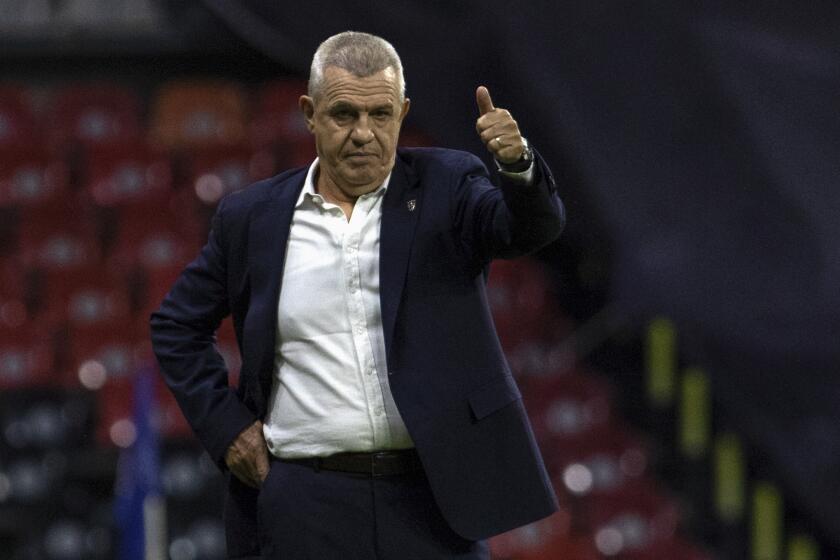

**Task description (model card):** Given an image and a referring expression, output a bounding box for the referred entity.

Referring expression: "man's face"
[300,66,410,198]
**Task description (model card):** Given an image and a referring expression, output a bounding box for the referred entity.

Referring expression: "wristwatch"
[496,137,534,173]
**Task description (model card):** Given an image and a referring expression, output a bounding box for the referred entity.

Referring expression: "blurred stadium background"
[0,1,838,559]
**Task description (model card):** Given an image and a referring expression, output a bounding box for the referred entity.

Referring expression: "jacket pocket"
[467,376,522,421]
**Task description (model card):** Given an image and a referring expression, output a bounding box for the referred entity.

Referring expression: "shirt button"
[375,406,384,416]
[355,325,364,334]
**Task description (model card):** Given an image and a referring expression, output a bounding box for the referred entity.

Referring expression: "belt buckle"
[371,451,388,478]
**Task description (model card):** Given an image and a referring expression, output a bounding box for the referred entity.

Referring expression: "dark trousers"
[256,458,489,559]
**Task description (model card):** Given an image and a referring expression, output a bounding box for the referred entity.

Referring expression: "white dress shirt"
[262,159,414,459]
[262,153,534,459]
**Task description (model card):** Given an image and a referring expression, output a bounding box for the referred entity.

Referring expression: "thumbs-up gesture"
[475,86,526,164]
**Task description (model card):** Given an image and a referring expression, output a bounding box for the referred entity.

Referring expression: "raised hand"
[224,420,270,488]
[475,86,526,164]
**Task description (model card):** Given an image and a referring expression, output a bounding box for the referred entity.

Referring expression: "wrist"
[496,137,533,173]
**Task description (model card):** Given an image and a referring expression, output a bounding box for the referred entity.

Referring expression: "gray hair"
[308,31,405,101]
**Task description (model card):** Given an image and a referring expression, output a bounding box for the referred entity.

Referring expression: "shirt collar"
[295,157,392,209]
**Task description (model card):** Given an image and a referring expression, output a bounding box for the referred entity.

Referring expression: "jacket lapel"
[380,154,421,366]
[248,171,305,401]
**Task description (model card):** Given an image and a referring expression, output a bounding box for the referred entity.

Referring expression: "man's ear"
[299,95,316,132]
[399,98,411,123]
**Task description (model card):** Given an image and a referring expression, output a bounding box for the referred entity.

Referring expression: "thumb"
[476,86,495,116]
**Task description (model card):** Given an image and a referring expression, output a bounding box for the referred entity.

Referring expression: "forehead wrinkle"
[322,86,399,112]
[323,81,398,99]
[320,68,400,104]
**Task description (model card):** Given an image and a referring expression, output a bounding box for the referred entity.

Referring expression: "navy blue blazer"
[151,147,565,557]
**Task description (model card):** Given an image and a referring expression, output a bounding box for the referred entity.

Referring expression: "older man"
[151,31,564,559]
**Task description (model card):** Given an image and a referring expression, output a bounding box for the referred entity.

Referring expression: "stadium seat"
[250,79,310,148]
[0,86,38,150]
[161,444,222,501]
[1,455,58,506]
[0,259,26,320]
[0,388,92,451]
[489,510,572,559]
[621,536,712,560]
[510,536,601,560]
[17,203,100,266]
[64,283,132,329]
[81,142,172,209]
[166,516,227,560]
[29,265,128,328]
[48,83,143,148]
[521,371,613,445]
[550,426,649,499]
[0,325,56,388]
[94,375,134,446]
[149,81,248,150]
[0,149,70,210]
[187,146,258,205]
[581,480,681,556]
[488,258,566,351]
[69,325,143,391]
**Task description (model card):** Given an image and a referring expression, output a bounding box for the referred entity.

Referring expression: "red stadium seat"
[94,375,134,446]
[549,426,649,499]
[69,326,143,390]
[112,220,201,269]
[0,149,70,210]
[0,324,56,388]
[82,142,172,209]
[580,480,681,557]
[61,280,132,330]
[17,214,104,318]
[489,510,573,559]
[48,83,143,148]
[521,371,613,445]
[511,536,600,560]
[621,537,712,560]
[27,265,123,326]
[250,79,310,148]
[0,86,38,150]
[95,363,194,444]
[488,258,566,351]
[149,81,248,150]
[17,202,100,266]
[188,146,264,206]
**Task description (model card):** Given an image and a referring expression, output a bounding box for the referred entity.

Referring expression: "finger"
[478,112,517,137]
[231,462,260,488]
[256,448,270,483]
[479,125,517,146]
[476,86,495,116]
[480,128,504,146]
[496,144,526,164]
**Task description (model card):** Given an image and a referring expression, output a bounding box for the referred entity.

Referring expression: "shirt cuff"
[496,161,535,184]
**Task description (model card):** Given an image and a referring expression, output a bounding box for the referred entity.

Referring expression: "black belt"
[278,449,423,477]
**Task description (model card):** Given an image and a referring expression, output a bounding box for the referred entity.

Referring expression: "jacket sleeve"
[149,196,257,468]
[452,147,565,265]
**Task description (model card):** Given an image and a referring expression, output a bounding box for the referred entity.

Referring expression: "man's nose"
[351,114,374,144]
